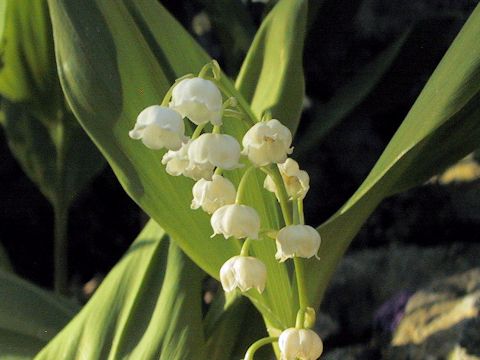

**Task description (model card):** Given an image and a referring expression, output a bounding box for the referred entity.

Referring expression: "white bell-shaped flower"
[220,255,267,293]
[211,204,260,239]
[188,133,241,170]
[162,141,214,180]
[275,225,321,262]
[129,105,185,150]
[278,328,323,360]
[241,119,293,166]
[264,158,310,200]
[191,175,236,214]
[170,77,223,126]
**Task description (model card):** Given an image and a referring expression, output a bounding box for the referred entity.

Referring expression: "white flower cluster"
[129,62,323,359]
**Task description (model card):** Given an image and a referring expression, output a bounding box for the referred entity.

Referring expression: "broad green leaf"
[0,270,78,359]
[47,0,306,329]
[0,0,104,209]
[35,221,206,360]
[1,100,104,208]
[308,4,480,307]
[0,0,60,122]
[0,0,105,292]
[235,0,307,132]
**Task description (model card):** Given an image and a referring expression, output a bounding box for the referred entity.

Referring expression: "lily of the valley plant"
[129,61,323,359]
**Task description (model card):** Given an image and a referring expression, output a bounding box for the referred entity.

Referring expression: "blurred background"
[1,0,479,358]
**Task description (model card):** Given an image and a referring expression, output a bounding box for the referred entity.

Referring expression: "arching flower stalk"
[129,60,324,359]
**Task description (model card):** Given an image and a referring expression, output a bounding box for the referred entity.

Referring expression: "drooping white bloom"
[188,133,241,170]
[275,225,321,262]
[220,255,267,293]
[162,141,214,180]
[278,328,323,360]
[264,158,310,200]
[129,105,186,150]
[170,77,223,126]
[211,204,260,239]
[191,175,236,214]
[241,119,293,166]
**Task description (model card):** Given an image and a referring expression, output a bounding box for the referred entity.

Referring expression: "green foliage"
[0,0,105,293]
[35,221,206,360]
[236,0,307,133]
[0,0,104,208]
[0,271,78,359]
[46,0,307,331]
[2,0,480,359]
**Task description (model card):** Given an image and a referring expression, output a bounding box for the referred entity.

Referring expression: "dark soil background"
[1,0,479,354]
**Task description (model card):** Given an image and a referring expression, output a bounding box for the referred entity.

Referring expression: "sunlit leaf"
[35,221,206,360]
[308,4,480,307]
[235,0,307,133]
[47,0,307,329]
[0,271,78,359]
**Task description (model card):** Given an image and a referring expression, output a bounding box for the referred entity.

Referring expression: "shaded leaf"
[0,0,60,122]
[0,271,78,359]
[35,221,206,360]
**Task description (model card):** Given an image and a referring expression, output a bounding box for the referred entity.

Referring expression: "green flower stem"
[292,199,299,224]
[261,110,273,121]
[160,73,193,106]
[263,166,310,328]
[198,60,221,79]
[212,125,221,134]
[191,124,205,140]
[212,80,257,125]
[222,97,238,110]
[240,238,252,256]
[223,109,252,128]
[244,337,279,360]
[236,166,255,204]
[214,167,223,176]
[294,257,309,328]
[297,198,305,225]
[261,166,292,226]
[292,198,310,328]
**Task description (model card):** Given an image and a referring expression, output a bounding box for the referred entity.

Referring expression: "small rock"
[322,243,480,339]
[386,268,480,360]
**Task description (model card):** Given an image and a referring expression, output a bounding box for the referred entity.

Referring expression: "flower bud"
[220,255,267,293]
[211,204,260,239]
[162,141,214,180]
[275,225,321,262]
[189,133,241,170]
[278,328,323,360]
[129,105,186,150]
[191,175,236,214]
[264,158,310,200]
[170,77,223,126]
[241,119,293,166]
